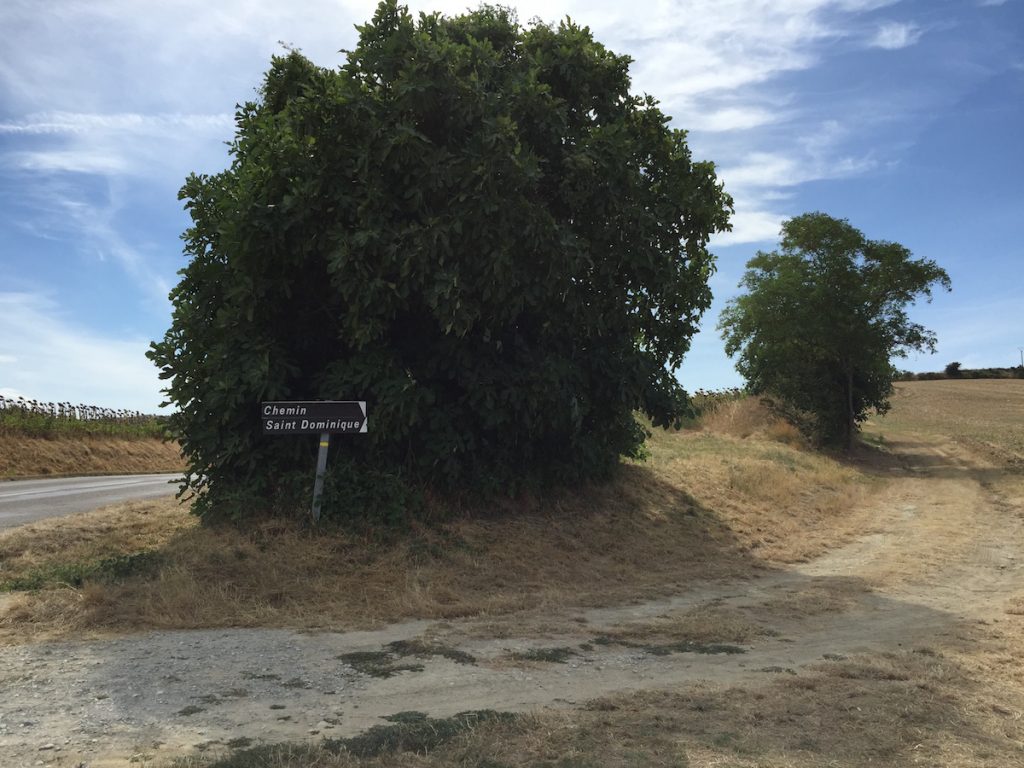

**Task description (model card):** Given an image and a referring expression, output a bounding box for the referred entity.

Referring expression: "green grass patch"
[336,650,424,678]
[511,647,578,663]
[337,710,518,758]
[589,636,745,656]
[336,640,475,679]
[0,550,163,591]
[386,639,477,665]
[193,710,519,767]
[644,640,746,656]
[381,710,429,723]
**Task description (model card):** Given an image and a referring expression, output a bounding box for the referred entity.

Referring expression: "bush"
[148,2,732,523]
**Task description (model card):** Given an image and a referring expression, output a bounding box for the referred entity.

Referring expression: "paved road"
[0,474,182,530]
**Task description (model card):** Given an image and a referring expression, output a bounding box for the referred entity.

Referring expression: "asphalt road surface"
[0,474,182,530]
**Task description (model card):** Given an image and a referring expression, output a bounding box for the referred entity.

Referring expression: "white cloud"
[684,106,785,133]
[0,292,165,412]
[712,209,784,247]
[707,117,879,245]
[720,153,802,189]
[0,112,230,139]
[0,112,231,135]
[12,150,129,175]
[1,111,234,181]
[870,22,923,50]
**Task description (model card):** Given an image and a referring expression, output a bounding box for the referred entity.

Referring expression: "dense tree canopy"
[719,212,951,447]
[149,1,732,522]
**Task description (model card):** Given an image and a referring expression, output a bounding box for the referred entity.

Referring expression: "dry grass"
[647,423,875,564]
[601,601,771,646]
[753,578,872,620]
[866,379,1024,468]
[0,497,194,574]
[0,418,874,644]
[0,433,184,478]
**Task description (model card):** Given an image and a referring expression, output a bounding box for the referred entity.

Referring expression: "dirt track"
[1,433,1022,766]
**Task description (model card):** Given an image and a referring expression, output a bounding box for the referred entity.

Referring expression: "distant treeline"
[896,364,1024,382]
[0,395,167,439]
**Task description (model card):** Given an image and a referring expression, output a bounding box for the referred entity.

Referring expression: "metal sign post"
[260,401,367,523]
[311,432,330,522]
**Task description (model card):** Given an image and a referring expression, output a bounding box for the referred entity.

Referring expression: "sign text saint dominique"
[260,401,368,435]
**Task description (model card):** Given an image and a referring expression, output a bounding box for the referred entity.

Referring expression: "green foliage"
[718,212,950,447]
[944,361,962,377]
[148,1,732,522]
[0,551,162,592]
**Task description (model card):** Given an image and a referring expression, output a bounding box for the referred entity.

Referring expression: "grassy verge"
[0,399,877,643]
[0,433,184,478]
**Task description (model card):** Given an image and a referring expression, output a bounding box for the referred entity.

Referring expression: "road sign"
[260,400,368,522]
[261,400,367,435]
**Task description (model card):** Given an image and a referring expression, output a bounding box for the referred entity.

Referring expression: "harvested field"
[867,378,1024,468]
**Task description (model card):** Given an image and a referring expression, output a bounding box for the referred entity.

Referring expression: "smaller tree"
[944,361,962,378]
[719,212,951,447]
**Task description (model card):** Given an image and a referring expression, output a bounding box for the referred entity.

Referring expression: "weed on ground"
[180,710,520,767]
[336,651,424,679]
[510,646,578,663]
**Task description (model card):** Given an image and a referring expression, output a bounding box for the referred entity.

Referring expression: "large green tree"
[149,1,732,522]
[718,212,950,448]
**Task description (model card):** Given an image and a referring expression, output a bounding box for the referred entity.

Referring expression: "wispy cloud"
[684,106,786,133]
[870,22,923,50]
[11,150,129,175]
[64,199,174,310]
[4,178,174,311]
[712,120,877,246]
[0,292,164,412]
[0,111,234,180]
[0,112,231,136]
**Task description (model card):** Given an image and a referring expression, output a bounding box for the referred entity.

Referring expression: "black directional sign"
[261,401,367,435]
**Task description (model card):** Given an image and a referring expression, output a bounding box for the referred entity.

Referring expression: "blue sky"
[1,0,1021,412]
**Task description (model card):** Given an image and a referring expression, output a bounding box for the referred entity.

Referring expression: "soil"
[1,433,1021,767]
